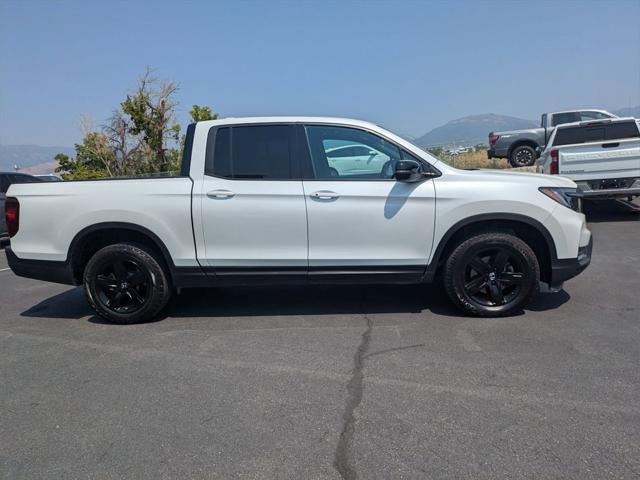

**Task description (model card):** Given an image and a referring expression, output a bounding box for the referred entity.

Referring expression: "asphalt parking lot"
[1,201,639,479]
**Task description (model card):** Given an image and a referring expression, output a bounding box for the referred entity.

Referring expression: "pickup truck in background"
[5,117,592,323]
[538,117,640,200]
[488,110,618,167]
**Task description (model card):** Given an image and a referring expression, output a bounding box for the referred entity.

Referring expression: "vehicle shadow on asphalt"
[20,282,571,323]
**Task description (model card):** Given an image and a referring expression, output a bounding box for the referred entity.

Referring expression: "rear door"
[553,121,640,181]
[199,124,308,274]
[300,124,436,279]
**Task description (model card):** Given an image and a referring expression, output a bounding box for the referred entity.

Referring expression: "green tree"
[55,69,217,179]
[120,68,181,173]
[189,104,218,122]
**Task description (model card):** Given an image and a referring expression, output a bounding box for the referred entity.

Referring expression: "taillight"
[549,149,559,174]
[489,134,499,144]
[5,197,19,238]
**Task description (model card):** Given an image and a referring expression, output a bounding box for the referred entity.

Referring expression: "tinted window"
[9,174,37,184]
[208,125,293,180]
[212,127,232,178]
[0,175,8,194]
[580,111,613,121]
[553,126,605,146]
[552,112,581,126]
[554,121,639,146]
[605,122,640,140]
[305,126,402,180]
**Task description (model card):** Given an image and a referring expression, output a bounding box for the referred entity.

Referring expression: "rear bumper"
[549,236,593,288]
[580,187,640,199]
[577,179,640,199]
[487,147,509,159]
[5,247,76,285]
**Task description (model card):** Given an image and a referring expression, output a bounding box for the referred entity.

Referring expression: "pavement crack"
[333,312,373,480]
[363,343,425,360]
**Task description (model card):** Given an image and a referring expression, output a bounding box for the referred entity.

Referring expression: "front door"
[199,124,308,274]
[301,125,436,279]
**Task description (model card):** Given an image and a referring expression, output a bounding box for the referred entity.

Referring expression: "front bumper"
[5,247,76,285]
[549,236,593,288]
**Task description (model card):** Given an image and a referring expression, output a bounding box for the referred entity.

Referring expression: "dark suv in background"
[0,172,43,245]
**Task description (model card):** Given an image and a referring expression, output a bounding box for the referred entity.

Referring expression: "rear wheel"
[83,243,172,324]
[509,145,537,167]
[443,233,540,317]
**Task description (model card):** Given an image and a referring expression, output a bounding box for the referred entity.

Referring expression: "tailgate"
[559,139,640,181]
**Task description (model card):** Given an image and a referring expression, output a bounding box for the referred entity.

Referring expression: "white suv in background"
[5,117,592,323]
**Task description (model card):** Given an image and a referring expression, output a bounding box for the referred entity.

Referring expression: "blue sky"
[1,0,639,146]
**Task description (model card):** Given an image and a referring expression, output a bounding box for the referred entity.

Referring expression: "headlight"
[539,187,582,211]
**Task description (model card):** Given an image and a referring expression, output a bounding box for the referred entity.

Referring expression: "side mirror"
[394,160,423,182]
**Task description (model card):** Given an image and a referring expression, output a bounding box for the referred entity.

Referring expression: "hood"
[452,168,577,188]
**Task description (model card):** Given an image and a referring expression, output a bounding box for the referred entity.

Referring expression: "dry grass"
[438,150,511,169]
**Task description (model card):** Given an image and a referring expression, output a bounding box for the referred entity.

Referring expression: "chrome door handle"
[310,190,339,200]
[207,189,236,199]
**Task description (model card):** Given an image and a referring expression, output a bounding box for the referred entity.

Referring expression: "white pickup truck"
[5,117,592,323]
[538,117,640,200]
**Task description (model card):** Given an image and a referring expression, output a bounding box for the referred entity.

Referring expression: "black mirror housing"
[395,160,423,182]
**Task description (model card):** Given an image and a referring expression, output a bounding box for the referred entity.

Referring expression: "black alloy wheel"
[84,243,172,324]
[444,232,540,317]
[463,248,525,307]
[510,145,536,167]
[94,259,151,314]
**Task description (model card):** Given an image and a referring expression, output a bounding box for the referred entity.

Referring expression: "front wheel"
[443,233,540,317]
[509,145,537,167]
[83,243,172,324]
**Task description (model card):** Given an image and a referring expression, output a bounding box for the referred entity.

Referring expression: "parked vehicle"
[5,117,592,323]
[538,118,640,200]
[489,110,617,167]
[35,174,62,182]
[1,172,42,244]
[326,144,391,176]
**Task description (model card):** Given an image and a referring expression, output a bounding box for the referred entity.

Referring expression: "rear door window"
[552,112,581,126]
[206,124,295,180]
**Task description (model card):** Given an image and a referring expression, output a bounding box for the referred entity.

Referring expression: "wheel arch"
[427,213,557,284]
[67,222,176,285]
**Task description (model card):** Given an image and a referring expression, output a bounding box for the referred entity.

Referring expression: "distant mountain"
[0,144,74,171]
[414,114,537,148]
[612,105,640,118]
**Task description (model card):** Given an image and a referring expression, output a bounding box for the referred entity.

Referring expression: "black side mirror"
[395,160,423,182]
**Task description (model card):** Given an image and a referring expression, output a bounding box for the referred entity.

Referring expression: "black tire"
[83,243,172,324]
[509,145,537,167]
[443,233,540,317]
